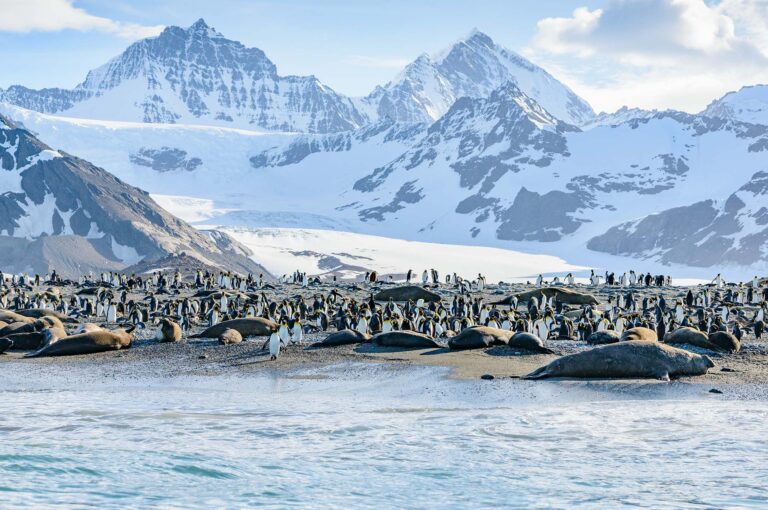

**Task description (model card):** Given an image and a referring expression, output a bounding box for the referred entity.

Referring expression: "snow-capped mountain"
[580,106,663,130]
[356,30,595,126]
[4,80,768,274]
[0,19,365,133]
[588,171,768,268]
[0,113,268,277]
[701,85,768,125]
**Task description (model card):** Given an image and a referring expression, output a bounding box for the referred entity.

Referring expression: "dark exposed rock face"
[130,147,202,172]
[588,172,768,267]
[0,114,268,277]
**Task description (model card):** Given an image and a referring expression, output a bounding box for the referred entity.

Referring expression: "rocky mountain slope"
[0,114,268,277]
[588,171,768,267]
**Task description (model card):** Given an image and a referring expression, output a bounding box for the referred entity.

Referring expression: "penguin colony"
[0,267,765,379]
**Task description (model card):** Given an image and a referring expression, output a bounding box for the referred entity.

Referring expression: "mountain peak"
[186,17,222,38]
[363,30,594,125]
[460,28,494,48]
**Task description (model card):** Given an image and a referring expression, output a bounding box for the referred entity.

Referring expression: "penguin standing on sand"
[269,332,281,360]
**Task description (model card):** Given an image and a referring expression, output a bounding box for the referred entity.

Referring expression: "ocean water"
[2,366,767,509]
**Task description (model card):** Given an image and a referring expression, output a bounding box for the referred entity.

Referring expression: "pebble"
[709,388,723,394]
[481,374,494,380]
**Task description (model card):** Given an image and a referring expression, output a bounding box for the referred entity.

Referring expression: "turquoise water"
[2,367,767,509]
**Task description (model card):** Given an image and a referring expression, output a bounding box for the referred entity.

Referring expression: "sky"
[2,0,768,113]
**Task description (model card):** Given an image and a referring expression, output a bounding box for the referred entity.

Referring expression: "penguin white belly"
[269,333,281,358]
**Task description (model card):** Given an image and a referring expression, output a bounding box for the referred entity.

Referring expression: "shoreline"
[3,330,768,402]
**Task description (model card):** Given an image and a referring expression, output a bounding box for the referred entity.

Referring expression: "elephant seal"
[372,331,441,349]
[0,317,63,338]
[373,286,441,303]
[494,287,598,306]
[218,328,243,345]
[0,338,12,354]
[448,326,511,350]
[525,341,714,380]
[192,318,278,339]
[315,329,371,347]
[708,331,740,352]
[16,309,75,323]
[3,327,68,350]
[509,332,555,354]
[0,310,33,324]
[26,327,135,357]
[158,319,182,343]
[74,323,102,334]
[587,331,620,345]
[621,327,657,342]
[664,327,724,352]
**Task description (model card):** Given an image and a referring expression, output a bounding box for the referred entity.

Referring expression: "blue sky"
[2,0,768,112]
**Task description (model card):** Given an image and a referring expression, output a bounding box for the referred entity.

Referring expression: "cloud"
[343,55,412,69]
[0,0,164,39]
[528,0,768,113]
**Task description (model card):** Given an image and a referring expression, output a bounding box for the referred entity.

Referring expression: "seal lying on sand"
[620,327,657,342]
[587,331,620,345]
[509,332,555,354]
[3,327,68,350]
[372,331,441,349]
[26,327,135,357]
[0,310,33,324]
[373,286,441,303]
[449,326,511,350]
[708,331,740,352]
[664,327,724,352]
[448,327,553,353]
[493,287,598,306]
[0,317,63,338]
[524,341,714,380]
[315,329,371,347]
[16,309,75,323]
[218,329,243,345]
[0,338,12,354]
[157,319,182,343]
[192,318,277,339]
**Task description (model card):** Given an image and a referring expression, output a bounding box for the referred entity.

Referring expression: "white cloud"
[0,0,164,39]
[528,0,768,113]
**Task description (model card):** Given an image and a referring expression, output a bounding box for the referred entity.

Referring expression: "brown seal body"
[159,319,182,343]
[0,310,34,324]
[664,327,723,352]
[525,341,714,380]
[372,331,441,349]
[3,327,68,350]
[708,331,740,352]
[0,317,63,338]
[193,318,277,339]
[373,286,441,303]
[621,327,658,342]
[587,331,620,345]
[218,329,243,345]
[449,326,512,350]
[17,309,75,323]
[494,287,598,306]
[315,329,370,347]
[509,331,555,354]
[25,328,134,357]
